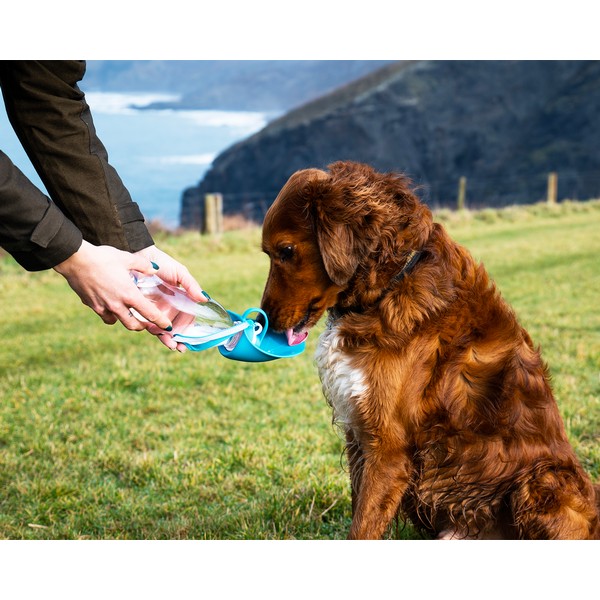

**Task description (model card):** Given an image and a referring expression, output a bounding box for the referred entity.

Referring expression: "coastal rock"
[183,60,600,228]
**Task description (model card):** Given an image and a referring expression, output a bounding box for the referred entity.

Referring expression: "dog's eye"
[279,245,294,262]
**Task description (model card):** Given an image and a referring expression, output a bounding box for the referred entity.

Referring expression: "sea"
[0,91,269,228]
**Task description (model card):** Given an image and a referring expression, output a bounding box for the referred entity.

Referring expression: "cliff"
[182,60,600,228]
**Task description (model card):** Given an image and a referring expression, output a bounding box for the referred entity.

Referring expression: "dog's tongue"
[286,328,308,346]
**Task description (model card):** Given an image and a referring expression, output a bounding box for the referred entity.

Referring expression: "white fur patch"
[315,323,368,430]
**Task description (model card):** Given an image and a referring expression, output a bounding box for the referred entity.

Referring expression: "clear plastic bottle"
[129,274,305,361]
[131,273,234,336]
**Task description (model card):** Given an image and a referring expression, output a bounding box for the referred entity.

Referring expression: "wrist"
[53,239,89,277]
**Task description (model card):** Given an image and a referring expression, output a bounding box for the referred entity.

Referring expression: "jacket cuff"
[118,201,154,252]
[10,201,83,271]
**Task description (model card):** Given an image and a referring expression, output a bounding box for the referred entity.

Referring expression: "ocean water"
[0,91,268,228]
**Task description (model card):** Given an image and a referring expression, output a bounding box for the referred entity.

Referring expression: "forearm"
[0,60,153,252]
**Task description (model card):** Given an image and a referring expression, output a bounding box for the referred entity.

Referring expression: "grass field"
[1,200,599,540]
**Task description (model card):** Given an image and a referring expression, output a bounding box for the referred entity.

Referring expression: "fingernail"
[165,325,173,332]
[151,261,159,270]
[202,291,210,299]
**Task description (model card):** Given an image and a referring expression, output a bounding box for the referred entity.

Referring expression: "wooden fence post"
[457,176,467,211]
[204,193,223,235]
[547,172,557,205]
[215,193,223,234]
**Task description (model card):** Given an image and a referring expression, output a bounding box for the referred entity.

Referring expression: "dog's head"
[260,161,433,345]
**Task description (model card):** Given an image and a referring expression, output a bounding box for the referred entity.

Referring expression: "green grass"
[1,200,599,539]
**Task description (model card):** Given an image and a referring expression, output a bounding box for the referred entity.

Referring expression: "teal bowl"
[218,308,306,362]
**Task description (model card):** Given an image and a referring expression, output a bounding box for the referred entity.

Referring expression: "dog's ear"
[316,216,360,287]
[312,162,433,287]
[311,177,365,287]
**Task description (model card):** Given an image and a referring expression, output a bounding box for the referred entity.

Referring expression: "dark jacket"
[0,60,153,271]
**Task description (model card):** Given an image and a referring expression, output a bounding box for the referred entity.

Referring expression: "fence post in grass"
[547,172,558,205]
[215,193,223,234]
[204,193,223,236]
[457,176,467,211]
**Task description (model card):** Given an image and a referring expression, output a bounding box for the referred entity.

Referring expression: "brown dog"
[260,161,600,540]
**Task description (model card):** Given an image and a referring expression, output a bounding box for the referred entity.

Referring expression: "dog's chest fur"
[315,321,368,430]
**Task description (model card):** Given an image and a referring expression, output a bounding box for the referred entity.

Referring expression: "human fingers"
[155,311,195,351]
[136,246,205,302]
[115,308,148,331]
[146,322,177,350]
[128,253,161,278]
[170,265,205,303]
[168,312,194,352]
[127,292,173,332]
[145,323,187,353]
[99,312,119,325]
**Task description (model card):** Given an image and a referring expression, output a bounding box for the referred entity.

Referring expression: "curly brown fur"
[260,161,600,540]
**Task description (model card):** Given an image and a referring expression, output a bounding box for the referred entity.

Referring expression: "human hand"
[135,245,204,301]
[135,245,206,352]
[54,240,175,332]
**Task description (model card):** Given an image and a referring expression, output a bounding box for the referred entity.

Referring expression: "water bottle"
[131,273,234,336]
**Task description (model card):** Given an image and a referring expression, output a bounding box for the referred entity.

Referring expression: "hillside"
[85,60,394,111]
[183,60,600,228]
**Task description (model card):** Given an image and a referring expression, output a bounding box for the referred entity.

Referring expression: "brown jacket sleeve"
[0,60,153,271]
[0,150,83,270]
